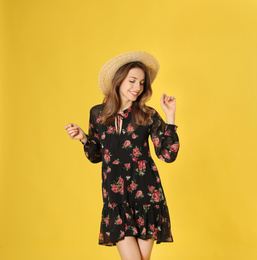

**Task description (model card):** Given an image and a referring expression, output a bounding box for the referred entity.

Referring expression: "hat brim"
[98,51,160,95]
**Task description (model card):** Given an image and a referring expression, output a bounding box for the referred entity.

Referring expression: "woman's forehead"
[127,67,145,80]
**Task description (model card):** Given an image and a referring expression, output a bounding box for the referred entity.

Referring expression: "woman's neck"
[118,101,133,113]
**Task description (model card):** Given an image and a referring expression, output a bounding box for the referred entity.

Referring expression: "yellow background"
[1,0,257,259]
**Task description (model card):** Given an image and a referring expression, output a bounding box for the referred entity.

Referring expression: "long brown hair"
[102,61,153,126]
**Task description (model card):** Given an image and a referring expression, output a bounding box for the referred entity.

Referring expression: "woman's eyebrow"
[129,76,145,81]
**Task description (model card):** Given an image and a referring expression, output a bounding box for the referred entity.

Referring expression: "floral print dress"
[80,104,180,246]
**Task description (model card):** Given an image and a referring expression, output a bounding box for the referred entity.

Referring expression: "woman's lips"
[129,91,139,97]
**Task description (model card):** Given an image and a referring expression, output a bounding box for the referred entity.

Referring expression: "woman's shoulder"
[89,104,103,119]
[146,105,158,115]
[90,104,103,113]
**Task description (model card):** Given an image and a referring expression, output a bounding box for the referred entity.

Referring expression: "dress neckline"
[117,105,132,116]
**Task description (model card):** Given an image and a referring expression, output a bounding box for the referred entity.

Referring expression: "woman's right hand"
[64,123,87,142]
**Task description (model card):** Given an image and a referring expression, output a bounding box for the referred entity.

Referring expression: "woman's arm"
[64,107,102,163]
[161,93,176,125]
[150,95,179,163]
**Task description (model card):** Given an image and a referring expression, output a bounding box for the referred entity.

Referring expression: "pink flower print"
[120,231,125,237]
[170,143,179,152]
[164,149,171,159]
[152,190,161,202]
[138,160,146,171]
[104,154,110,162]
[111,185,119,193]
[158,155,165,161]
[153,228,158,238]
[103,172,107,179]
[133,148,140,157]
[150,224,155,230]
[142,227,146,234]
[113,159,119,165]
[94,133,99,139]
[152,138,159,147]
[104,149,109,154]
[108,126,115,134]
[132,134,137,139]
[105,217,109,225]
[96,115,101,123]
[107,167,111,173]
[125,223,128,231]
[136,190,143,197]
[130,182,137,191]
[120,186,124,195]
[101,133,106,139]
[123,112,128,118]
[152,165,157,171]
[103,189,107,198]
[112,203,117,207]
[127,125,134,132]
[118,177,124,186]
[125,163,131,169]
[99,233,103,239]
[123,140,131,148]
[149,186,155,192]
[174,125,178,131]
[137,217,144,226]
[132,157,138,162]
[133,227,138,234]
[116,217,122,225]
[164,130,171,136]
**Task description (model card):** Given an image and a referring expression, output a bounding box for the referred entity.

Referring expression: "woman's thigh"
[116,236,141,260]
[137,238,154,260]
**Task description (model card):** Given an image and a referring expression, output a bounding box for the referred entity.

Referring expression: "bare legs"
[116,237,154,260]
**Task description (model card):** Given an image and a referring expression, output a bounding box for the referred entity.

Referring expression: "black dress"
[80,104,180,246]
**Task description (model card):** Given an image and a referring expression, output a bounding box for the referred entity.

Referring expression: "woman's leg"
[137,238,154,260]
[116,236,141,260]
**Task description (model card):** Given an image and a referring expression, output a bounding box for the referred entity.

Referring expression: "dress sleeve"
[80,107,102,163]
[150,108,180,163]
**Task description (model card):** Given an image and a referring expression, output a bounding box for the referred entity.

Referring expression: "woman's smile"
[119,67,145,106]
[129,90,140,97]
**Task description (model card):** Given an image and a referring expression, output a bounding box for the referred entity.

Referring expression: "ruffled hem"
[98,202,173,246]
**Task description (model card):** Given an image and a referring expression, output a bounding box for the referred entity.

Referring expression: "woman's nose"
[134,81,141,90]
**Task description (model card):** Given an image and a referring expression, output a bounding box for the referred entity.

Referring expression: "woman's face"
[119,67,145,106]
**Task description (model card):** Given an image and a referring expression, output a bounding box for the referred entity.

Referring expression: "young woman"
[64,51,180,260]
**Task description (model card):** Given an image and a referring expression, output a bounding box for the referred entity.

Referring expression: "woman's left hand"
[160,93,176,115]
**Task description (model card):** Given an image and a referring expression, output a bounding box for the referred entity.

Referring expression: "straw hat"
[98,51,160,95]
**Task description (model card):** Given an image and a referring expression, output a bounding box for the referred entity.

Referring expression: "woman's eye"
[140,82,145,86]
[129,81,135,83]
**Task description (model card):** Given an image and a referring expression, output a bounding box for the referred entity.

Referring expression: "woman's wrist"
[165,113,175,125]
[80,134,87,144]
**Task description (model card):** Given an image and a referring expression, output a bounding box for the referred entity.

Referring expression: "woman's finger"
[67,126,77,131]
[64,123,75,130]
[70,132,78,137]
[68,130,77,135]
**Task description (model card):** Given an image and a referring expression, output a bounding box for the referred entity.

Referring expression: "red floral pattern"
[82,105,179,246]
